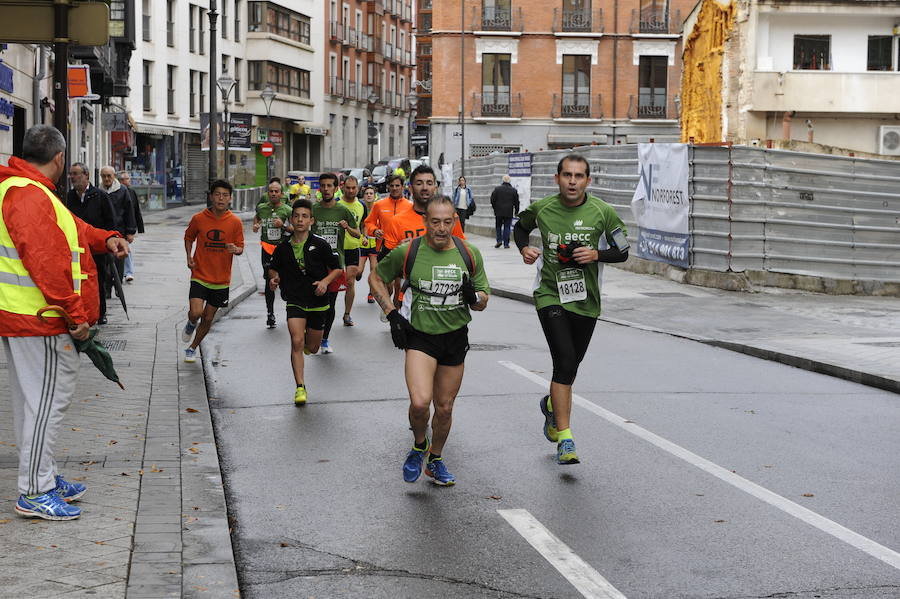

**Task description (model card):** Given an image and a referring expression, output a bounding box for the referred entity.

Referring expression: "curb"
[491,284,900,395]
[177,251,256,598]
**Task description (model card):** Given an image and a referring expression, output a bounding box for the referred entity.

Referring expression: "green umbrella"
[38,305,124,390]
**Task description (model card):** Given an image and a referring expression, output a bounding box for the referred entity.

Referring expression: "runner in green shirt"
[311,172,360,354]
[514,153,629,465]
[253,180,293,328]
[370,195,490,486]
[337,176,366,326]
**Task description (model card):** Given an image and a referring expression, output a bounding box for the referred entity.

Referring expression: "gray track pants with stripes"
[3,334,79,496]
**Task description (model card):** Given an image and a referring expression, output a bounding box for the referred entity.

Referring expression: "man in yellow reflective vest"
[0,125,129,520]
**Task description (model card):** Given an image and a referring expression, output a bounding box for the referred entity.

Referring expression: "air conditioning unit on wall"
[878,126,900,156]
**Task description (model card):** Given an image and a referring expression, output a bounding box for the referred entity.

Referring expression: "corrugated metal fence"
[459,145,900,282]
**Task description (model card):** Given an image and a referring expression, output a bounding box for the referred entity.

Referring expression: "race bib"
[556,268,586,303]
[321,228,339,249]
[428,266,462,306]
[266,227,281,239]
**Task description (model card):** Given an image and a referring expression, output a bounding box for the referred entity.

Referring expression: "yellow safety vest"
[0,176,87,317]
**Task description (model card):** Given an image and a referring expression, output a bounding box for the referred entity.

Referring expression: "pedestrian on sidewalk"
[99,166,137,288]
[65,162,118,324]
[1,125,129,520]
[253,179,292,329]
[369,195,491,486]
[490,174,519,249]
[181,180,244,363]
[514,154,629,465]
[268,199,342,405]
[452,176,475,232]
[117,170,144,282]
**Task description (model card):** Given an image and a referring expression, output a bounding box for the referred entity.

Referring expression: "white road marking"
[500,360,900,572]
[498,508,628,599]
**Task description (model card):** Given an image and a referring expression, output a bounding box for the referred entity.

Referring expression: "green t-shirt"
[255,201,292,244]
[338,198,366,250]
[376,240,490,335]
[290,239,305,270]
[311,202,357,267]
[517,193,627,319]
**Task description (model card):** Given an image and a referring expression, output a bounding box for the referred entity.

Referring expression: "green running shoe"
[557,438,580,465]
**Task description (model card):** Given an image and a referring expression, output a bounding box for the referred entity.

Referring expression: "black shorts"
[360,245,376,257]
[343,249,360,268]
[406,326,469,366]
[376,244,392,262]
[189,280,230,308]
[286,305,326,330]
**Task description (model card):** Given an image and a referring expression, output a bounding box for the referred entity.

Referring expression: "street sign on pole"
[0,1,109,45]
[260,142,274,157]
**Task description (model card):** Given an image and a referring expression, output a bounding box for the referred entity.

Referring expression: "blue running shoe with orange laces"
[16,490,81,520]
[402,439,430,483]
[54,475,86,502]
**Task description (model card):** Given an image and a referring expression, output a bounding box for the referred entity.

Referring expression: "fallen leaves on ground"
[802,493,815,497]
[487,495,502,500]
[185,408,199,413]
[280,542,291,547]
[0,519,10,524]
[713,519,727,523]
[189,447,200,454]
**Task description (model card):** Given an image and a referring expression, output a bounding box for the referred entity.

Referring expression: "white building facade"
[726,0,900,155]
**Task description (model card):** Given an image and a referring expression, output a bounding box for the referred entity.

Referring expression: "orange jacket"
[382,207,465,250]
[0,157,118,336]
[364,196,412,249]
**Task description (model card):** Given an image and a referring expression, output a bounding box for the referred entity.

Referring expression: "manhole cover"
[640,292,690,298]
[469,343,517,351]
[854,341,900,348]
[100,339,127,351]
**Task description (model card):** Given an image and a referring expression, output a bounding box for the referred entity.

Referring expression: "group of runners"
[179,156,629,485]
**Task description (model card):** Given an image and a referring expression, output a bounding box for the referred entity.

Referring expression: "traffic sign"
[260,142,275,156]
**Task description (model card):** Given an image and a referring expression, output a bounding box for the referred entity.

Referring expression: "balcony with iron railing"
[551,92,603,119]
[363,84,383,104]
[552,8,603,34]
[348,27,358,47]
[630,7,681,34]
[627,93,678,120]
[384,42,394,61]
[345,80,358,101]
[472,5,523,32]
[401,3,413,22]
[357,32,370,51]
[329,76,344,97]
[329,21,346,43]
[471,91,523,118]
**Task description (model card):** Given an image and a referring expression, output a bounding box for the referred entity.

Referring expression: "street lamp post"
[367,91,379,166]
[260,85,277,181]
[208,1,219,186]
[217,71,236,182]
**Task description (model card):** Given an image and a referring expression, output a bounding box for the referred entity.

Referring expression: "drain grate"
[640,292,690,298]
[469,343,518,352]
[100,339,127,351]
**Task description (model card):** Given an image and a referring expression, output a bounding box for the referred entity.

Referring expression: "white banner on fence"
[630,143,690,268]
[507,153,532,210]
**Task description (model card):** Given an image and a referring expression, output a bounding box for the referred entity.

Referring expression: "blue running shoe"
[557,438,580,465]
[15,491,81,520]
[425,457,456,486]
[540,395,558,443]
[54,475,86,502]
[402,439,430,483]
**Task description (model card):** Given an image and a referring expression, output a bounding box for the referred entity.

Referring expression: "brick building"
[428,0,693,166]
[323,0,416,169]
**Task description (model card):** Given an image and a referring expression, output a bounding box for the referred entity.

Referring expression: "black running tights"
[323,291,338,340]
[536,305,597,385]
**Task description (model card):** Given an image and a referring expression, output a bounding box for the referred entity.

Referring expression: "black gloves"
[460,273,479,306]
[386,310,413,349]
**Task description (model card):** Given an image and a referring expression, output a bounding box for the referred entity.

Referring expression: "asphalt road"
[204,283,900,599]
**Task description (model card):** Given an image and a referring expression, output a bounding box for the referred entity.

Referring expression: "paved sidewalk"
[0,204,255,598]
[465,232,900,393]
